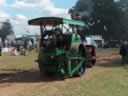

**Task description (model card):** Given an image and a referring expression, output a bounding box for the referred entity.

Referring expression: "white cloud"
[11,0,37,8]
[15,14,28,21]
[11,15,39,36]
[11,0,70,18]
[1,0,71,36]
[10,14,30,35]
[40,0,68,16]
[0,10,35,36]
[0,11,10,21]
[0,11,30,36]
[0,0,6,8]
[0,12,28,25]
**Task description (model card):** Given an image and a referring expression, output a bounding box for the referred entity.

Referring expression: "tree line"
[69,0,128,41]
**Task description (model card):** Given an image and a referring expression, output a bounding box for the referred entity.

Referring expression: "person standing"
[120,41,128,64]
[0,38,3,56]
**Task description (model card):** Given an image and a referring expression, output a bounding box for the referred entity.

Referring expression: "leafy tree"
[0,20,14,41]
[70,0,128,41]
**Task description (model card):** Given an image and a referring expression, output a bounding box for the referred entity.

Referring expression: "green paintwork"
[56,48,65,56]
[68,60,72,76]
[28,17,86,78]
[63,19,85,26]
[71,33,81,43]
[70,57,84,76]
[38,34,84,77]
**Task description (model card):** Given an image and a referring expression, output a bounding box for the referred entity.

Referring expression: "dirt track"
[0,54,121,96]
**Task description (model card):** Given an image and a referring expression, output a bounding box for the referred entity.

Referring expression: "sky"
[0,0,77,37]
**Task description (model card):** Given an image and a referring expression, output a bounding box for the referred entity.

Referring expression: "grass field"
[0,48,128,96]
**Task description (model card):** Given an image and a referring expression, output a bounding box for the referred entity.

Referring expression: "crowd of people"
[0,39,36,56]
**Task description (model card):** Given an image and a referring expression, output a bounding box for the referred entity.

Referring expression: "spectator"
[11,48,19,56]
[19,47,27,56]
[120,41,128,64]
[0,40,3,56]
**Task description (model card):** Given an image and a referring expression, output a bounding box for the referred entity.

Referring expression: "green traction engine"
[28,17,87,78]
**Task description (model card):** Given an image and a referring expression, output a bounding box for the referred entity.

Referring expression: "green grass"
[0,51,38,72]
[0,48,128,96]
